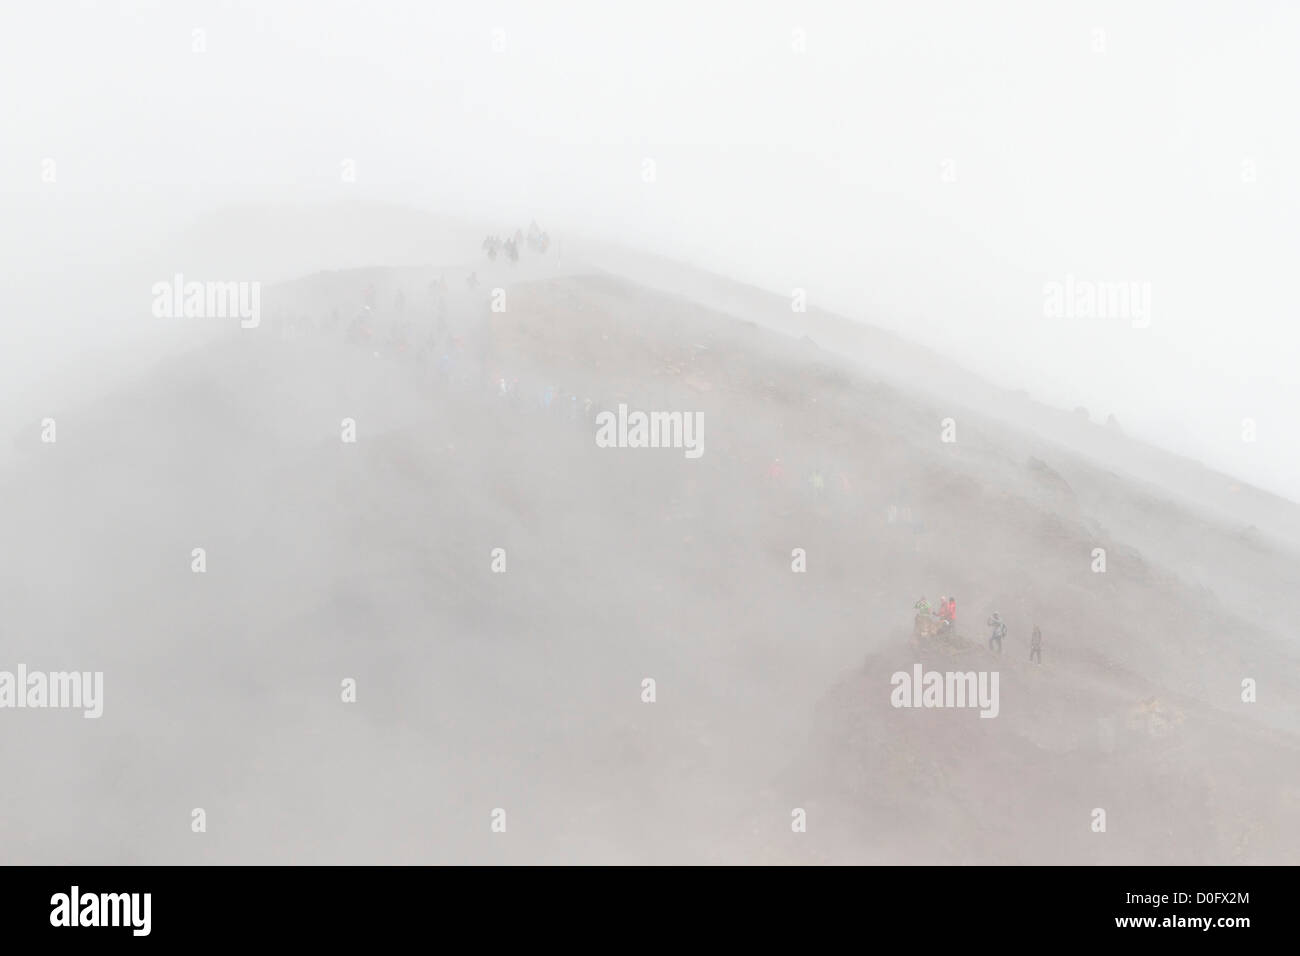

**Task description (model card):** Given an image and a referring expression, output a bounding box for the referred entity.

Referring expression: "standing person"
[987,612,1006,654]
[1030,626,1042,664]
[433,295,448,340]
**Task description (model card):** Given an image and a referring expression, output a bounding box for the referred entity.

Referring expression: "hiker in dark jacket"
[987,612,1006,654]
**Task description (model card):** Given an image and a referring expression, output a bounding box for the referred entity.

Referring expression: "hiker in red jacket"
[939,596,956,629]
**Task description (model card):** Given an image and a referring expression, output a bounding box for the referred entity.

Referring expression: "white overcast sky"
[3,1,1298,498]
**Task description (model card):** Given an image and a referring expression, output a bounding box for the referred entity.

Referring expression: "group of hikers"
[913,597,1044,664]
[765,457,858,503]
[326,242,613,428]
[482,220,551,263]
[255,223,646,436]
[277,224,914,525]
[341,274,472,353]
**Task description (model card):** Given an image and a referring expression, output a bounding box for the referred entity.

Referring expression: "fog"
[5,1,1298,498]
[2,2,1298,865]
